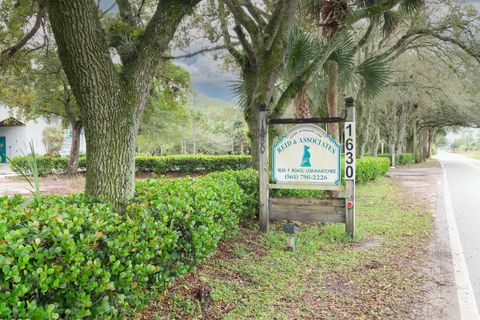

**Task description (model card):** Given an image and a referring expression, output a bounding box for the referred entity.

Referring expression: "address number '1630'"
[345,122,355,180]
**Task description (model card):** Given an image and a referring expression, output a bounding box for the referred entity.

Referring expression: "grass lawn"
[136,177,433,319]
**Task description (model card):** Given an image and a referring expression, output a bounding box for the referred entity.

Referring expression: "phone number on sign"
[283,174,329,181]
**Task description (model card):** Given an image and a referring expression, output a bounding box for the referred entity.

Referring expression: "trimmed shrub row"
[135,155,251,174]
[0,169,257,319]
[355,156,390,183]
[9,156,83,176]
[8,155,251,176]
[378,153,414,166]
[9,155,391,182]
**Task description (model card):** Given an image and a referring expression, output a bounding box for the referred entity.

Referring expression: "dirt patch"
[0,174,86,197]
[351,236,382,250]
[0,172,211,197]
[211,228,266,261]
[389,164,440,212]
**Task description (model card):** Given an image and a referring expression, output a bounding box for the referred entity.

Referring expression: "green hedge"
[378,153,414,166]
[9,155,251,176]
[0,170,256,319]
[8,156,85,176]
[9,155,390,182]
[135,155,251,174]
[355,157,390,183]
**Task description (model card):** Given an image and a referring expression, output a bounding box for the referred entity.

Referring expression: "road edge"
[442,163,480,320]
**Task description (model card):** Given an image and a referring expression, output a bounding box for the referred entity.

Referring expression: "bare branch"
[264,1,286,51]
[162,42,240,59]
[219,0,244,64]
[136,0,146,19]
[0,0,46,66]
[233,24,255,63]
[415,29,480,63]
[358,19,377,48]
[24,44,47,55]
[223,0,260,45]
[243,0,266,29]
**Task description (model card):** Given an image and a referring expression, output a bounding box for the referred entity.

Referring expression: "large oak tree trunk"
[427,128,435,159]
[412,121,418,163]
[47,0,198,205]
[48,0,135,203]
[390,143,396,167]
[85,109,138,201]
[243,62,277,170]
[359,104,372,158]
[370,126,380,156]
[65,120,83,175]
[246,108,261,169]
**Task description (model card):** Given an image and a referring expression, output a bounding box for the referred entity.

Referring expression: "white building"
[0,105,86,163]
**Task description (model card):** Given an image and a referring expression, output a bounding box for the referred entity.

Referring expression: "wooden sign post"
[258,98,356,237]
[258,103,270,232]
[344,97,356,237]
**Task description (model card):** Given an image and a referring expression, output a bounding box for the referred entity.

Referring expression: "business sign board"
[272,124,341,185]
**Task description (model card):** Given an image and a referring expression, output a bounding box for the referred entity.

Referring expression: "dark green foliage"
[207,169,259,220]
[9,155,252,176]
[355,56,390,98]
[8,155,76,176]
[378,153,414,165]
[135,155,251,174]
[355,157,391,183]
[272,188,325,198]
[0,170,252,319]
[400,0,424,14]
[397,153,414,165]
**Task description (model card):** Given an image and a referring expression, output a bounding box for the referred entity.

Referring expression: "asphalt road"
[437,151,480,314]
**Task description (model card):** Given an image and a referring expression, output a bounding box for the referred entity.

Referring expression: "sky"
[173,51,239,103]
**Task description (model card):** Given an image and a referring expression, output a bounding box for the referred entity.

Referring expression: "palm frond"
[400,0,424,14]
[356,56,390,98]
[326,34,356,73]
[338,65,360,93]
[284,27,322,82]
[229,80,248,109]
[382,10,403,37]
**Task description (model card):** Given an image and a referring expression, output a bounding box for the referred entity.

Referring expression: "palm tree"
[284,28,390,127]
[289,0,424,141]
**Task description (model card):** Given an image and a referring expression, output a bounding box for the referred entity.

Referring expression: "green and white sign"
[272,124,341,185]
